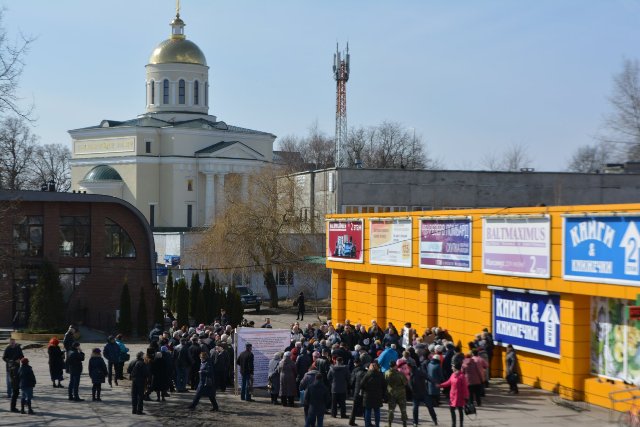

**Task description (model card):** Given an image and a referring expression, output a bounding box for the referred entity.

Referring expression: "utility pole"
[333,43,350,168]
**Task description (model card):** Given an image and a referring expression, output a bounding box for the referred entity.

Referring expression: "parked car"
[225,285,262,313]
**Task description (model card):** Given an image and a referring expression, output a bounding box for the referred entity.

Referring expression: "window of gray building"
[187,204,193,228]
[146,141,152,153]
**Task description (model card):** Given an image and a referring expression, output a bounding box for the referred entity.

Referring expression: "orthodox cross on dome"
[171,0,185,39]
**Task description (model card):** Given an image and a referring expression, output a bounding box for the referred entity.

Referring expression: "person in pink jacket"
[462,353,483,407]
[439,362,469,427]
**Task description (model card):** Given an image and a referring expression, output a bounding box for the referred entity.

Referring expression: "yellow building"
[327,203,640,410]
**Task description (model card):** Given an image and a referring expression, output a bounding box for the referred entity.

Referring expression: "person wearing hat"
[67,341,85,402]
[236,343,254,401]
[360,360,386,427]
[47,337,64,389]
[3,338,24,399]
[128,351,150,415]
[427,354,443,407]
[103,336,119,387]
[89,348,108,401]
[17,358,35,414]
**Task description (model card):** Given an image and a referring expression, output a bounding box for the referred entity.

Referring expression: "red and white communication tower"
[333,43,350,168]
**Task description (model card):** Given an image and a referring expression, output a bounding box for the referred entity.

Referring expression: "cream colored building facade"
[69,12,275,229]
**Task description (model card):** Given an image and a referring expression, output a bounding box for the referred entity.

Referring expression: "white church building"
[69,11,276,230]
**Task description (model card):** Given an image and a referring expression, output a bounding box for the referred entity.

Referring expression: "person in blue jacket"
[376,343,399,373]
[103,336,120,387]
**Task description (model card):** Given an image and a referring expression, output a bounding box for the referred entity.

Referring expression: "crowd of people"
[2,307,520,427]
[261,319,512,427]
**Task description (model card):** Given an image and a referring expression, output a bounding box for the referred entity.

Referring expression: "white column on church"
[215,173,226,216]
[205,173,215,226]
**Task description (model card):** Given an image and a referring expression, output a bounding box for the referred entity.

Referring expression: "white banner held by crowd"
[235,327,291,388]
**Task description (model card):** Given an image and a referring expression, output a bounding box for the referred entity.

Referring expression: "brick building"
[0,190,156,332]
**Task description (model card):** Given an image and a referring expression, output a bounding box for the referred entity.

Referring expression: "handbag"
[122,352,130,362]
[507,372,518,384]
[464,401,476,416]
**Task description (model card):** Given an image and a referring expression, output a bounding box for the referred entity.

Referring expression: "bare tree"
[567,142,612,173]
[195,166,314,308]
[30,143,71,191]
[0,10,35,120]
[345,121,441,169]
[600,59,640,160]
[275,122,334,171]
[0,116,36,189]
[481,143,533,171]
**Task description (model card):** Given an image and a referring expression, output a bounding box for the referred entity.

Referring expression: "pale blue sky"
[4,0,640,171]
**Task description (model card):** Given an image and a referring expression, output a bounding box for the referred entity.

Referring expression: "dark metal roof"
[84,165,123,181]
[195,140,265,158]
[0,190,156,283]
[72,116,276,137]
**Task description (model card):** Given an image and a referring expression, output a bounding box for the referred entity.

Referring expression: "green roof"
[84,165,123,181]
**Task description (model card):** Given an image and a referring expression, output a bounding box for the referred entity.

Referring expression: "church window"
[104,218,136,258]
[163,79,169,104]
[145,141,152,153]
[187,179,193,191]
[187,205,193,228]
[179,79,186,104]
[59,216,91,258]
[205,82,209,106]
[194,81,199,105]
[150,80,155,104]
[149,205,155,228]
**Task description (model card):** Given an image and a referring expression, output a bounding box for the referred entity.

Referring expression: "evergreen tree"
[189,272,201,318]
[165,270,174,312]
[228,285,244,328]
[117,281,132,335]
[137,287,148,338]
[196,286,207,324]
[176,278,189,328]
[203,271,212,322]
[29,260,65,332]
[153,288,164,326]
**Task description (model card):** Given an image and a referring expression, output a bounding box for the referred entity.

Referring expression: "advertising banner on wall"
[482,216,550,278]
[590,297,640,383]
[235,328,292,388]
[564,215,640,286]
[326,219,364,263]
[369,219,412,267]
[492,289,560,358]
[420,218,472,271]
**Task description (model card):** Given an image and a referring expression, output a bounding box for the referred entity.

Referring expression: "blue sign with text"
[492,290,560,358]
[564,216,640,286]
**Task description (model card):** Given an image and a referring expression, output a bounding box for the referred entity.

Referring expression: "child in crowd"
[18,358,36,414]
[89,348,108,401]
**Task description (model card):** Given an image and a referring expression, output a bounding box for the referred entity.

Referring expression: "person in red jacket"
[462,353,483,406]
[440,362,469,427]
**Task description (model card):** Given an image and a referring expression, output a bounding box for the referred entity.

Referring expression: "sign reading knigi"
[369,218,412,267]
[563,215,640,286]
[482,216,550,278]
[493,290,560,358]
[235,328,292,388]
[420,217,472,271]
[327,219,364,263]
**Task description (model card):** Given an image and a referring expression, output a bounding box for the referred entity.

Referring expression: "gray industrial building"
[290,166,640,229]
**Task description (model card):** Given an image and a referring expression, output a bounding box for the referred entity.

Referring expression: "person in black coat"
[150,351,169,401]
[3,338,24,399]
[88,348,108,401]
[67,342,85,401]
[410,363,437,426]
[188,351,218,411]
[47,338,65,388]
[211,345,229,392]
[348,358,367,426]
[295,292,305,321]
[18,358,36,414]
[327,357,350,418]
[304,373,331,427]
[103,336,120,387]
[188,337,201,390]
[8,360,20,413]
[360,360,386,427]
[236,343,254,401]
[128,352,150,415]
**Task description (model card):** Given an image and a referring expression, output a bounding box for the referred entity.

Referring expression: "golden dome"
[149,38,207,66]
